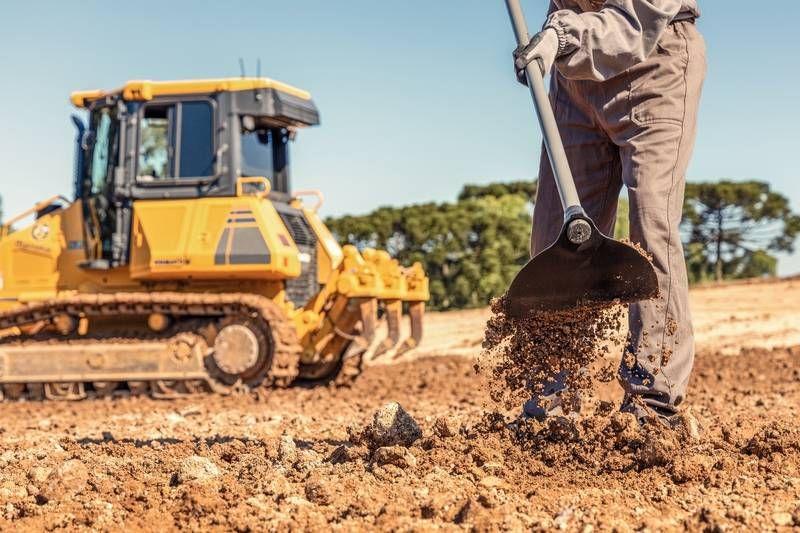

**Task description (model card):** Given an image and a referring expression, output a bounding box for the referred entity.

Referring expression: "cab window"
[85,106,120,197]
[137,100,215,182]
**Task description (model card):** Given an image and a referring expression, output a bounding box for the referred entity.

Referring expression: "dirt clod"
[175,455,220,485]
[278,434,298,465]
[39,459,88,502]
[361,402,422,448]
[373,445,417,469]
[432,416,459,438]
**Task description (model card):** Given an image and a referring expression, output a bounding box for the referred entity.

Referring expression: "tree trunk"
[715,209,723,282]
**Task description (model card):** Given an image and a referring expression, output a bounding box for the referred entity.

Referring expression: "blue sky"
[1,1,799,274]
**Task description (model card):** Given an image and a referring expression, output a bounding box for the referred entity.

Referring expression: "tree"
[327,192,532,310]
[458,181,537,201]
[681,181,800,282]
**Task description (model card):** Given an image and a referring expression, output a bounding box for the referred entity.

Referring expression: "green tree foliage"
[327,193,532,310]
[327,181,630,310]
[458,181,537,201]
[681,180,800,282]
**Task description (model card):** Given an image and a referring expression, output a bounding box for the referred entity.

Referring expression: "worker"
[515,0,705,424]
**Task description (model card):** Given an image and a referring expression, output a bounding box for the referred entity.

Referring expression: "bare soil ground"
[0,279,799,531]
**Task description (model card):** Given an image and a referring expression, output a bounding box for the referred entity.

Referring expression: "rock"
[39,459,88,502]
[327,444,368,464]
[637,433,679,468]
[433,417,459,438]
[304,475,334,505]
[772,512,793,527]
[165,412,185,425]
[482,462,504,476]
[364,402,422,448]
[277,435,298,465]
[673,408,702,441]
[180,405,203,417]
[373,446,417,469]
[37,419,52,431]
[609,412,641,445]
[27,466,52,485]
[175,455,221,485]
[554,507,574,530]
[286,495,313,507]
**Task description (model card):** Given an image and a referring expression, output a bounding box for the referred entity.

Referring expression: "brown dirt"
[480,295,625,412]
[0,281,799,531]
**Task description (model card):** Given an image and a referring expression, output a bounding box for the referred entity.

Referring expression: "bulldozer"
[0,77,428,401]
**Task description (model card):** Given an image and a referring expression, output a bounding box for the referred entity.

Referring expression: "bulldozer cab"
[72,78,320,268]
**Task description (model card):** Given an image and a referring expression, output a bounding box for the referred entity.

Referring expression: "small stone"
[37,419,52,431]
[304,475,333,505]
[673,408,702,441]
[327,444,368,464]
[175,455,220,485]
[772,512,793,527]
[278,435,298,465]
[165,412,185,425]
[286,495,313,507]
[39,459,88,502]
[482,462,504,475]
[554,507,574,529]
[180,405,203,417]
[364,402,422,448]
[373,446,417,469]
[610,412,641,444]
[27,466,52,485]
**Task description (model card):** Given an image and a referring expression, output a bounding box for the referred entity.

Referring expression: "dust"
[479,295,625,414]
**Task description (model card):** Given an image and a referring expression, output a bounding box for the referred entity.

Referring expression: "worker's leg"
[531,75,623,254]
[525,75,623,419]
[606,22,706,416]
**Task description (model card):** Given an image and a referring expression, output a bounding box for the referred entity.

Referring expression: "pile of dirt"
[479,295,625,414]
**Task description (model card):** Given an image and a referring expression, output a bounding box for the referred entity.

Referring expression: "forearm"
[547,0,683,81]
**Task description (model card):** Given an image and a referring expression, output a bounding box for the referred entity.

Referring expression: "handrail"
[1,195,71,236]
[235,176,271,199]
[292,189,325,212]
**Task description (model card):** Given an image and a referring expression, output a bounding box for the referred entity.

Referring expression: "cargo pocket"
[628,25,689,127]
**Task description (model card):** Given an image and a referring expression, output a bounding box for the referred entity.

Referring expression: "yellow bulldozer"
[0,78,428,400]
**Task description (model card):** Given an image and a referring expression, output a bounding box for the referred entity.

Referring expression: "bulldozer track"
[0,292,304,400]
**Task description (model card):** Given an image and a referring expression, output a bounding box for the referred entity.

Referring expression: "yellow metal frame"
[71,77,312,108]
[236,176,271,198]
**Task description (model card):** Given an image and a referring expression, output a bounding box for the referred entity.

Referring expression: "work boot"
[522,369,585,421]
[620,396,678,428]
[523,389,581,421]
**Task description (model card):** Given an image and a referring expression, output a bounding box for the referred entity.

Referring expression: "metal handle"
[504,0,584,222]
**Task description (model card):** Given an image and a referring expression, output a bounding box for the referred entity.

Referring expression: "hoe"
[502,0,659,317]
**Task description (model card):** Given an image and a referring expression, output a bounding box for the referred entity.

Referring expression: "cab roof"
[70,77,312,108]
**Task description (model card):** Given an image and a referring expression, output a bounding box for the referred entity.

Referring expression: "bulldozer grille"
[277,207,319,307]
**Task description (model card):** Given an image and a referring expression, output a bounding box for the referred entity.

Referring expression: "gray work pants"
[525,21,706,417]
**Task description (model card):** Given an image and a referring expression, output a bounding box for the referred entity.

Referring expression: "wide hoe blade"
[505,218,659,317]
